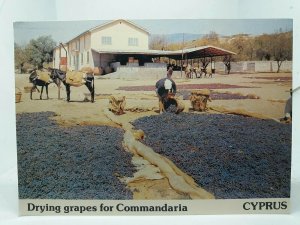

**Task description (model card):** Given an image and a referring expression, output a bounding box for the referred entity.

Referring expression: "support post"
[58,80,61,100]
[59,43,68,99]
[181,33,184,78]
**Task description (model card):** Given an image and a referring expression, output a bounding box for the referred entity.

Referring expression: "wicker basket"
[24,86,33,93]
[15,88,22,103]
[93,67,104,75]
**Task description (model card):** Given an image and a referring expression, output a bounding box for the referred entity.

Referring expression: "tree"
[253,34,272,61]
[204,31,220,44]
[195,31,220,47]
[26,36,56,69]
[270,31,292,72]
[223,55,232,74]
[149,35,168,50]
[244,38,255,60]
[200,57,210,69]
[229,35,249,60]
[14,43,29,73]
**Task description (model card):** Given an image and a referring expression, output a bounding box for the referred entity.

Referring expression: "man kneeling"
[155,69,182,114]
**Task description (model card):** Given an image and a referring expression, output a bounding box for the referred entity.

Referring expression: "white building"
[53,19,150,72]
[53,19,235,76]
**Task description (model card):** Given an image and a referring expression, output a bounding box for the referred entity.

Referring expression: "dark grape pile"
[17,112,135,199]
[133,113,291,199]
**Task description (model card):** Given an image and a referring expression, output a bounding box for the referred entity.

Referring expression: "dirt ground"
[15,71,292,199]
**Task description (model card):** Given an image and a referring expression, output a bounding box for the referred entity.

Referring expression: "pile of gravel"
[17,112,135,199]
[132,113,291,199]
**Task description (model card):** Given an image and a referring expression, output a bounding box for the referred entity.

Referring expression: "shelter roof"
[91,45,235,59]
[168,45,236,59]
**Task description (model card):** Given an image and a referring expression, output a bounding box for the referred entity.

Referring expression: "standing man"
[155,68,177,114]
[280,88,292,122]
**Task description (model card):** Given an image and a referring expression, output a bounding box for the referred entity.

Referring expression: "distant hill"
[150,33,206,44]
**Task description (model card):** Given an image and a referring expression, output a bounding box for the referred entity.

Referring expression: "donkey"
[50,68,95,102]
[29,69,53,100]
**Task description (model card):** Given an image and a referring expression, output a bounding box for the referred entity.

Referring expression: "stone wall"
[103,64,168,80]
[254,61,292,72]
[214,61,292,73]
[102,60,292,80]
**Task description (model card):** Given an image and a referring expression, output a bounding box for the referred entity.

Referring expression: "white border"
[1,0,299,224]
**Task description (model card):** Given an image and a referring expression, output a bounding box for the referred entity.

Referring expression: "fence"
[103,61,292,80]
[214,61,292,73]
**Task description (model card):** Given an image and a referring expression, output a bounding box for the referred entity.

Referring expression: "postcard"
[14,18,292,215]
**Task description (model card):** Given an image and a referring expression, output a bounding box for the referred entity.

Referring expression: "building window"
[102,36,112,45]
[128,37,138,46]
[73,56,75,66]
[81,53,83,65]
[86,51,89,64]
